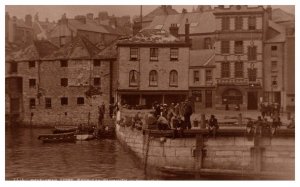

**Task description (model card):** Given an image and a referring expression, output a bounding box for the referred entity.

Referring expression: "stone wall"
[20,59,111,126]
[116,124,294,178]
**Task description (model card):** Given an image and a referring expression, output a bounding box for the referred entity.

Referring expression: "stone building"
[49,13,123,48]
[213,5,265,110]
[133,5,178,31]
[5,12,34,45]
[147,11,216,50]
[263,6,295,112]
[116,28,190,108]
[189,49,216,112]
[5,40,58,125]
[6,36,114,126]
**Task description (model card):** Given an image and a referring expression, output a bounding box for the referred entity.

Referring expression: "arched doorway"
[222,89,243,104]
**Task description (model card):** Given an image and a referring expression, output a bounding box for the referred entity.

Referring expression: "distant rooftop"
[117,29,188,46]
[147,11,216,35]
[134,5,178,23]
[44,35,100,60]
[6,40,58,61]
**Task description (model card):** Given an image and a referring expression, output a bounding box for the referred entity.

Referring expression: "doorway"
[247,92,258,110]
[205,90,212,108]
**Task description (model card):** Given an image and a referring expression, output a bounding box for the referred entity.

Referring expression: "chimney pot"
[185,19,190,43]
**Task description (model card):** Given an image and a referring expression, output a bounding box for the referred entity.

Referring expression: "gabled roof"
[266,20,286,43]
[6,40,58,62]
[68,19,109,34]
[146,11,216,35]
[96,39,118,59]
[44,35,101,60]
[15,19,32,29]
[272,8,295,23]
[117,29,186,45]
[189,49,215,67]
[134,5,178,23]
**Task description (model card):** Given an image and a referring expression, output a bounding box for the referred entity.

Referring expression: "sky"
[5,5,295,23]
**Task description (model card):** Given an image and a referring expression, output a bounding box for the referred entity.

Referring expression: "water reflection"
[5,127,146,180]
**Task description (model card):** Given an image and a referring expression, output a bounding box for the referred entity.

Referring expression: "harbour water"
[5,127,148,180]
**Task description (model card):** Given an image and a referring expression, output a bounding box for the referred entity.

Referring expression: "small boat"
[76,134,94,141]
[38,132,76,143]
[53,125,78,134]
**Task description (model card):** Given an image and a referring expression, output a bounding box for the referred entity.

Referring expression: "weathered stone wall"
[116,125,294,177]
[21,59,111,126]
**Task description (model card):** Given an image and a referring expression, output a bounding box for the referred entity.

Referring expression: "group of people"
[246,113,282,135]
[260,102,281,118]
[151,100,194,130]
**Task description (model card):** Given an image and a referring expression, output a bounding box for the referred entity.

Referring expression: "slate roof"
[96,39,118,59]
[44,35,101,60]
[272,8,295,23]
[117,29,185,45]
[146,11,216,35]
[68,19,109,33]
[15,19,32,29]
[6,40,58,62]
[189,49,215,67]
[134,6,178,23]
[266,20,286,43]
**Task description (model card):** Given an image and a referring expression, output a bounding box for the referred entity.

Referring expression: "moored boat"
[38,132,76,143]
[76,134,94,141]
[53,125,78,134]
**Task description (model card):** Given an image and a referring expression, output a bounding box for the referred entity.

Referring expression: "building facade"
[213,5,265,110]
[189,49,216,112]
[6,36,113,126]
[116,29,190,108]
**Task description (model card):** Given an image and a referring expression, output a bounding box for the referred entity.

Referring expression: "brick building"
[116,28,190,108]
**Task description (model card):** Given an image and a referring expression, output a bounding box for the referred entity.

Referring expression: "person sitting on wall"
[153,102,161,118]
[167,103,175,125]
[287,115,295,129]
[208,115,219,137]
[145,111,158,130]
[157,115,170,130]
[246,119,255,134]
[254,116,264,135]
[133,112,143,130]
[271,114,281,135]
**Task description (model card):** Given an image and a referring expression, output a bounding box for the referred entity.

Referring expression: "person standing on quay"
[183,99,193,129]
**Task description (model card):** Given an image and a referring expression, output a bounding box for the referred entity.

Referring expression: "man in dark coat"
[183,100,193,129]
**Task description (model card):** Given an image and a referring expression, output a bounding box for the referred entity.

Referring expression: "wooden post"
[195,133,204,179]
[200,114,206,129]
[252,134,263,175]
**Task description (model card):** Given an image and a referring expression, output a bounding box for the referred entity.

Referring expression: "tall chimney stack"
[25,14,32,27]
[266,5,272,20]
[185,18,190,43]
[169,23,179,37]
